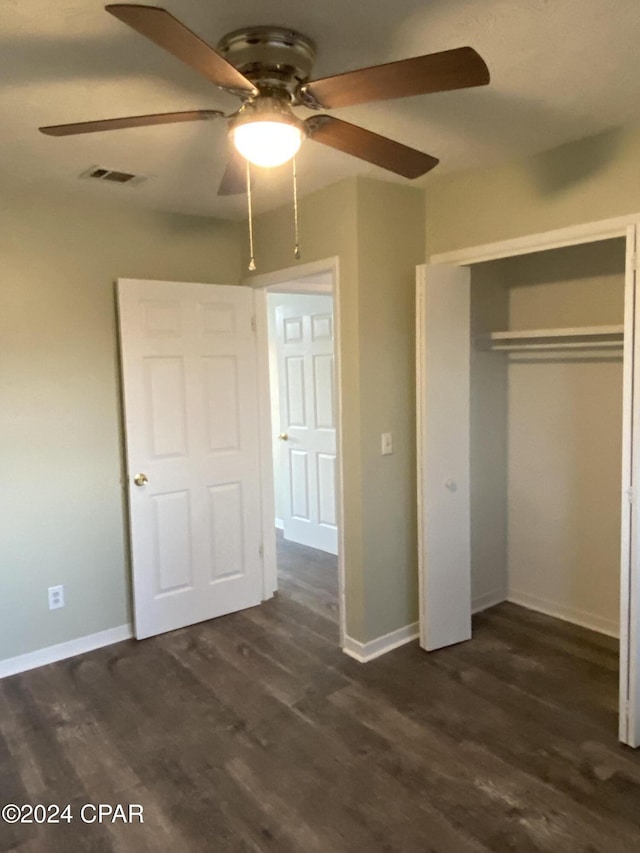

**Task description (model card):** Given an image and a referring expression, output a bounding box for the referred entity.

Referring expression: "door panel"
[318,454,337,525]
[118,279,263,640]
[275,295,338,554]
[153,490,192,593]
[286,357,306,425]
[416,263,472,651]
[314,355,335,427]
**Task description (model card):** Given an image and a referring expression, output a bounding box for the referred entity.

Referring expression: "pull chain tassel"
[293,155,301,260]
[246,160,256,271]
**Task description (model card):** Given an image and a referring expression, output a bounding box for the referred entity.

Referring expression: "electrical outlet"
[381,432,393,455]
[48,585,64,610]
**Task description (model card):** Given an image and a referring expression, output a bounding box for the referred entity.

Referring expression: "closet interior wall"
[470,238,626,636]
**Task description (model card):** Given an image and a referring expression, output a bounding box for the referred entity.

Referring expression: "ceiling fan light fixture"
[233,119,302,168]
[230,95,304,168]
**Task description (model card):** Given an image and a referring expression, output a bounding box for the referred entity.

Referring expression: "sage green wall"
[247,177,425,642]
[2,172,425,663]
[1,187,243,661]
[425,125,640,255]
[356,180,425,640]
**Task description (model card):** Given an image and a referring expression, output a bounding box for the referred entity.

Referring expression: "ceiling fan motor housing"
[216,26,316,102]
[229,93,305,134]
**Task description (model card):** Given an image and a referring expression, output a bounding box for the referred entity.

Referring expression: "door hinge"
[251,316,256,332]
[627,488,634,505]
[259,544,264,559]
[631,253,638,272]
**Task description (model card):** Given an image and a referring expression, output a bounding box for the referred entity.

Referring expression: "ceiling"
[3,0,640,220]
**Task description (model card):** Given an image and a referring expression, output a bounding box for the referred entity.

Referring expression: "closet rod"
[490,340,623,352]
[488,324,623,342]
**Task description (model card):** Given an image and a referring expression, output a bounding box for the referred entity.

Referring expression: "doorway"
[117,259,346,651]
[267,290,337,553]
[250,258,346,647]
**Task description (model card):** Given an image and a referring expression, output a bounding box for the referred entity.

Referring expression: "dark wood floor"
[2,536,639,852]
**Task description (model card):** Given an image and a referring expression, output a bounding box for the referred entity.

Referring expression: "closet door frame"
[421,213,640,747]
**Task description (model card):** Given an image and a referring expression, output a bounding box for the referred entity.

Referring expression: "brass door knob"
[133,473,149,487]
[278,432,289,441]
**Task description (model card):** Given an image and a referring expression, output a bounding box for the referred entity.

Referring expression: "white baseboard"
[507,588,619,638]
[472,588,507,614]
[0,624,133,679]
[275,518,284,530]
[343,621,419,663]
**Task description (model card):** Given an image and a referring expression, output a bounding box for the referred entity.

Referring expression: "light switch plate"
[381,432,393,455]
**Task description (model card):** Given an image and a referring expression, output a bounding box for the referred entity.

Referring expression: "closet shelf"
[477,324,624,352]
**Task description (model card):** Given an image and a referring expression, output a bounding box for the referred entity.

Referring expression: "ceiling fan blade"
[39,109,223,136]
[305,116,438,179]
[106,4,257,96]
[218,150,249,196]
[303,46,489,109]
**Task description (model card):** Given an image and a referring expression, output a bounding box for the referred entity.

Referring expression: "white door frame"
[245,257,347,649]
[423,212,640,747]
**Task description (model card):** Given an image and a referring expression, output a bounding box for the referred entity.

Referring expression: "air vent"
[79,165,149,187]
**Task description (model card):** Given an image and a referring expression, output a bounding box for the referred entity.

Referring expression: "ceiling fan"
[39,4,490,195]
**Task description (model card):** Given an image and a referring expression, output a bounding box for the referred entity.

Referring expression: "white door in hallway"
[117,279,264,640]
[276,296,338,554]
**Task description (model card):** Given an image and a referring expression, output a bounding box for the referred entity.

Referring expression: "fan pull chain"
[293,155,301,260]
[246,160,256,271]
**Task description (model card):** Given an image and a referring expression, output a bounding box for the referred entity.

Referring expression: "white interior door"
[117,279,264,640]
[275,296,337,554]
[416,263,472,650]
[621,224,640,746]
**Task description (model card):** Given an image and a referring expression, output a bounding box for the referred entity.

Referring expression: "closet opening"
[417,222,640,745]
[469,240,624,732]
[470,239,624,640]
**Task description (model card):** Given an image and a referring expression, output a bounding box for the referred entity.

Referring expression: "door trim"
[246,257,346,650]
[429,213,634,266]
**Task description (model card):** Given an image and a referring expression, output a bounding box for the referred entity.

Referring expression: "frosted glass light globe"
[233,120,303,168]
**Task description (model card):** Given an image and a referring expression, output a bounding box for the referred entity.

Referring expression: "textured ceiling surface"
[2,0,640,219]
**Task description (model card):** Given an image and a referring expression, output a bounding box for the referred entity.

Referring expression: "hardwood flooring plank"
[15,663,188,853]
[482,602,619,655]
[331,682,640,852]
[2,536,640,853]
[269,590,340,643]
[0,674,115,853]
[238,604,358,680]
[448,616,618,726]
[0,725,38,851]
[277,582,340,624]
[63,654,263,853]
[224,700,475,853]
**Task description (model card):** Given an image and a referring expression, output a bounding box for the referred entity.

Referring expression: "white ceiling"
[3,0,640,220]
